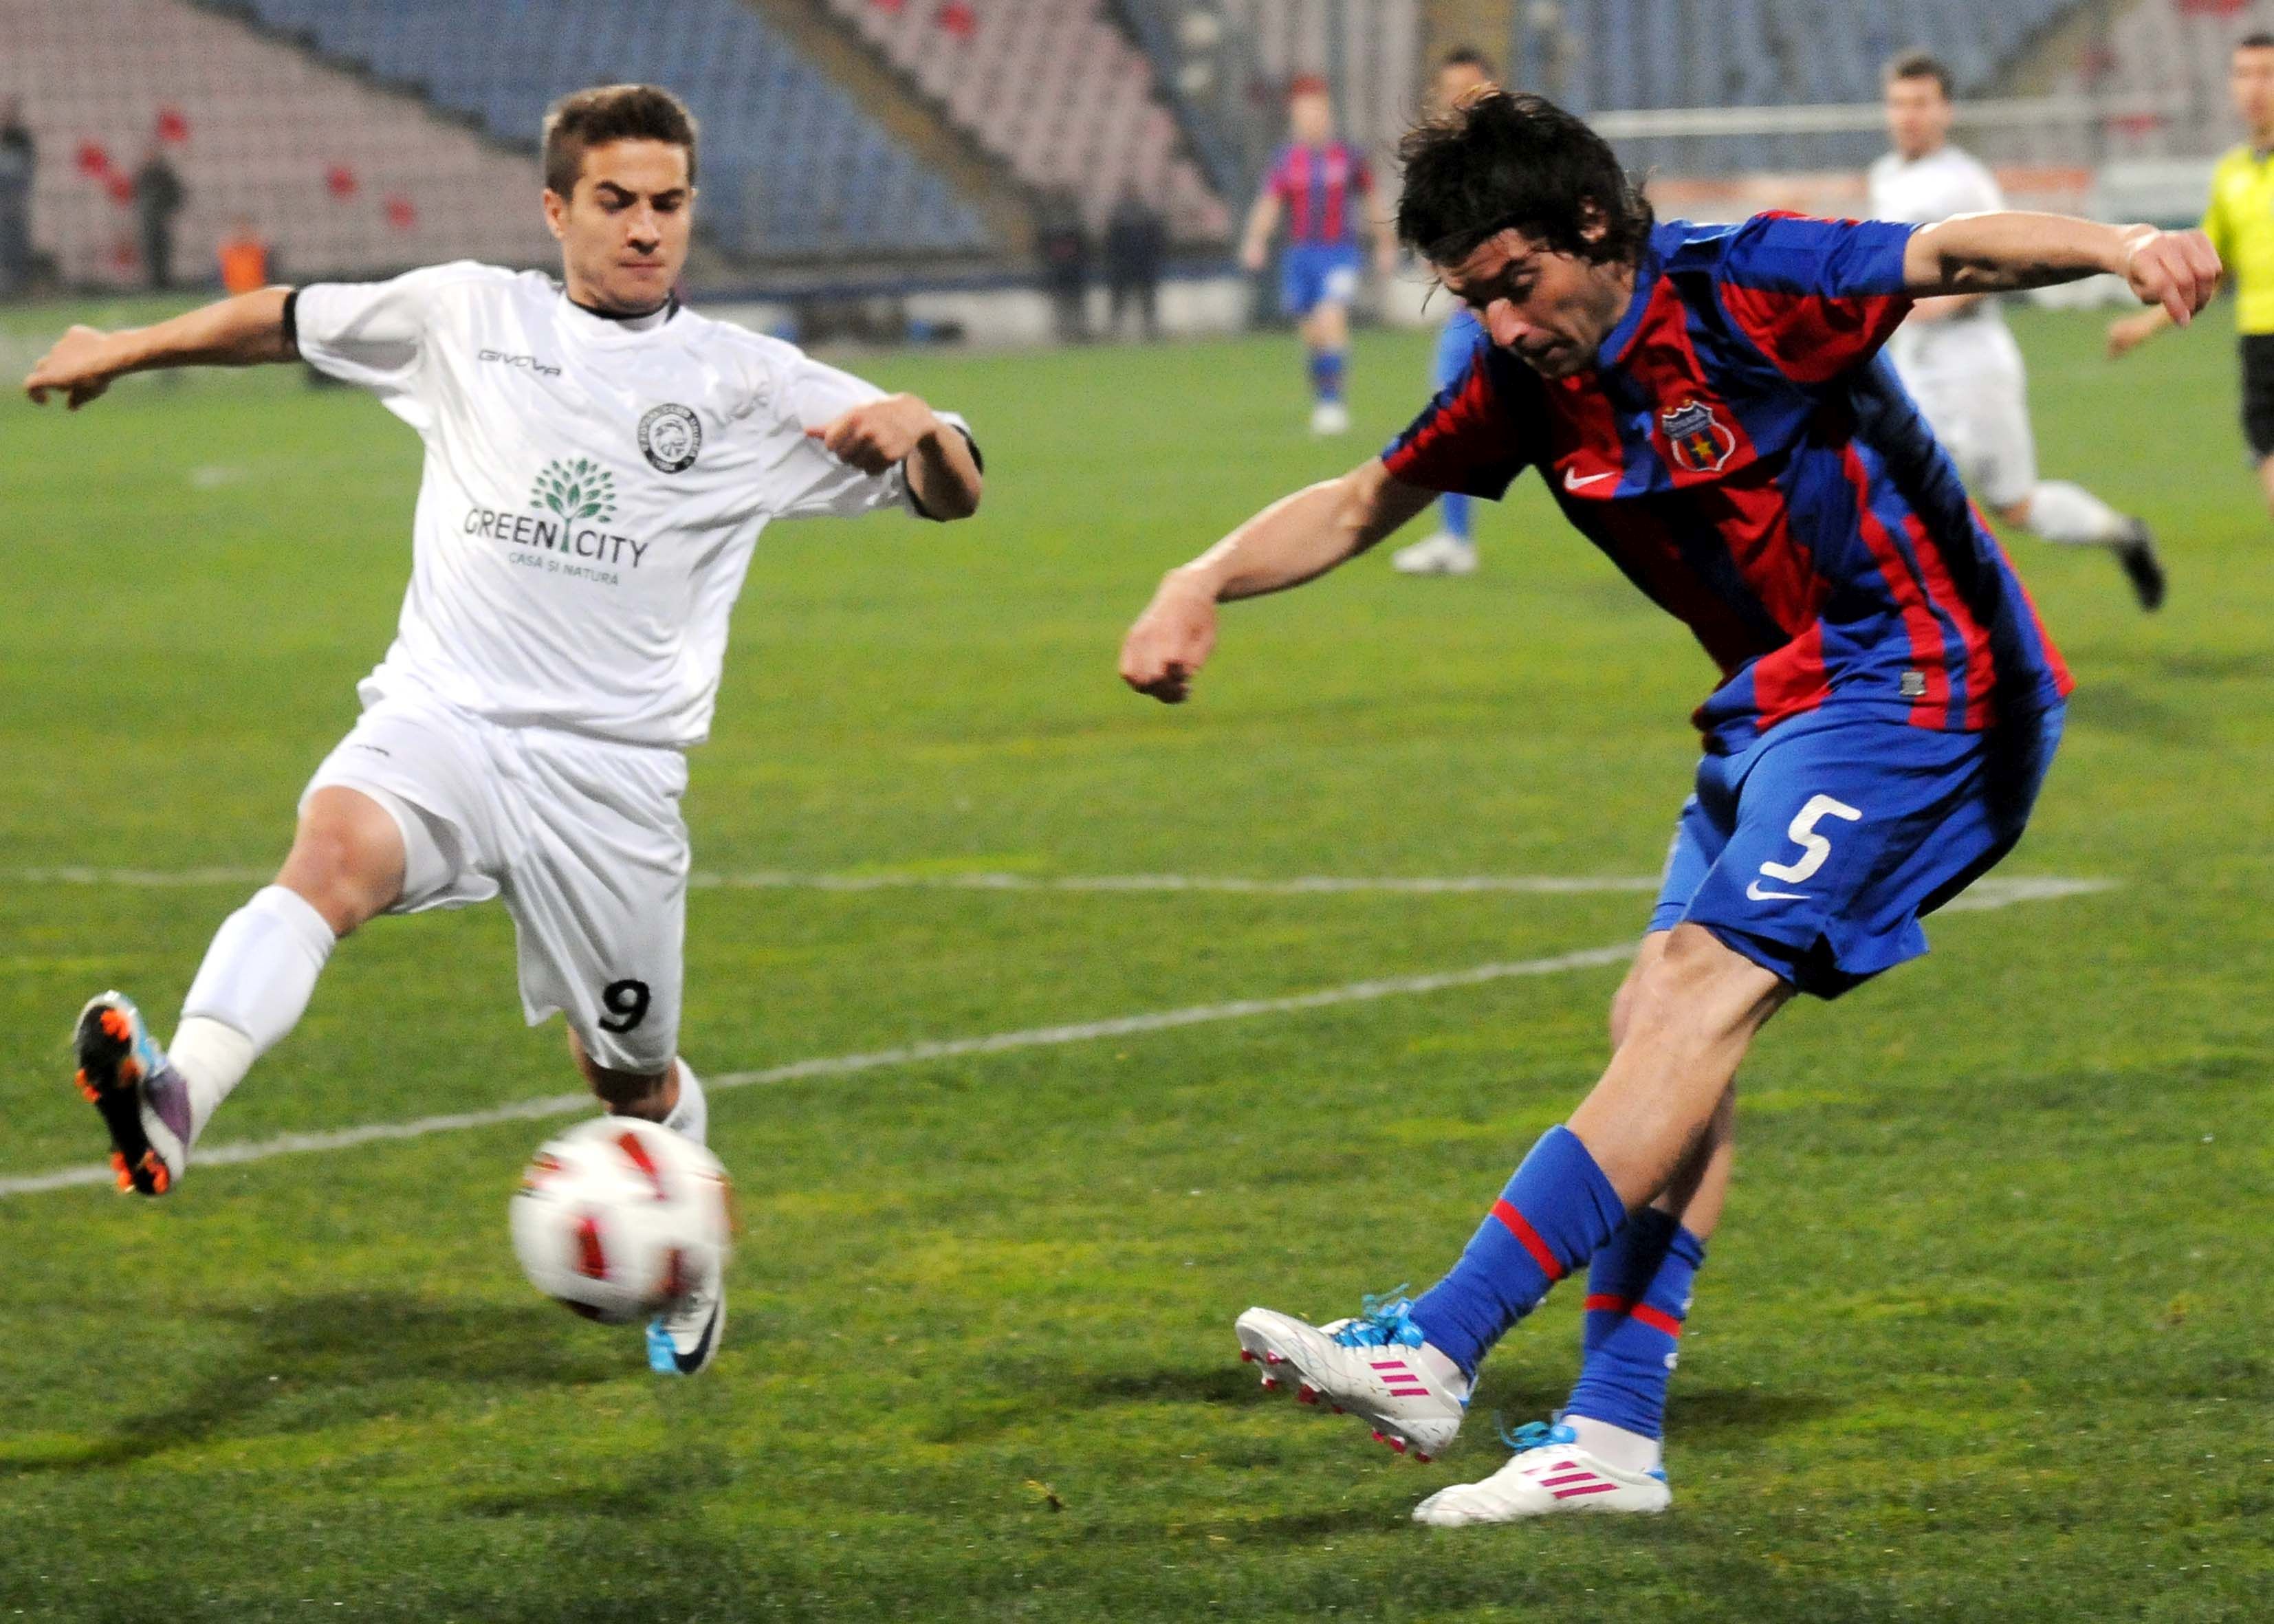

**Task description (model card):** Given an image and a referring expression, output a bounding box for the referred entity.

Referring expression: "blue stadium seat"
[234,0,992,259]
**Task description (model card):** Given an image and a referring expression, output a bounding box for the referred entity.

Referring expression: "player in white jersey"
[1872,52,2165,610]
[21,85,983,1375]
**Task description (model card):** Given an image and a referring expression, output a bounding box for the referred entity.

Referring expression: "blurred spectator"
[133,146,186,291]
[0,100,34,298]
[1103,184,1166,342]
[218,216,274,294]
[1035,188,1091,344]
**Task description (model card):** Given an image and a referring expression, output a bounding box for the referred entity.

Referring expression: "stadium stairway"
[813,0,1229,239]
[230,0,998,265]
[734,0,1037,258]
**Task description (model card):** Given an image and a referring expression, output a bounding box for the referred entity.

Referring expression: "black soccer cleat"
[72,992,190,1196]
[2114,520,2167,613]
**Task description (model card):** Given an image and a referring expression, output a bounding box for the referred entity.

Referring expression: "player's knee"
[1630,925,1780,1040]
[571,1033,670,1119]
[278,793,404,934]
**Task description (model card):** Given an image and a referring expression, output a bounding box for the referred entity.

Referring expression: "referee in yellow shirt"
[2112,32,2274,512]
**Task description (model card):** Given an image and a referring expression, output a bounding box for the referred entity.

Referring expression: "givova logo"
[532,457,617,523]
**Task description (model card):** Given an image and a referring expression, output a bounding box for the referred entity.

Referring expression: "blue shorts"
[1280,243,1364,319]
[1648,704,2066,998]
[1434,306,1485,390]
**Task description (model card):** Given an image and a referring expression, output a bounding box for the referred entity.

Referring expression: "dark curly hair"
[1395,91,1652,267]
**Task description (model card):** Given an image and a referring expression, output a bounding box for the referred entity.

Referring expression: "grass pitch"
[1,303,2270,1621]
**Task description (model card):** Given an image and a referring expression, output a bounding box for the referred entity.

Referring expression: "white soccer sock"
[2024,480,2131,547]
[662,1059,708,1146]
[171,885,337,1143]
[1564,1413,1663,1475]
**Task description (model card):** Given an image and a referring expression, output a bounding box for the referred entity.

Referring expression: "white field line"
[3,866,1667,896]
[0,875,2112,1200]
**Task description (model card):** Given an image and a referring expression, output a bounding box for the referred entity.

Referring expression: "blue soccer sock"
[1440,491,1474,543]
[1409,1126,1628,1377]
[1309,348,1346,403]
[1562,1207,1705,1442]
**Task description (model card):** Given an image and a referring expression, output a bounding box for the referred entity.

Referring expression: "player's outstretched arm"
[1902,213,2222,327]
[1119,459,1436,703]
[805,393,982,520]
[1238,191,1281,274]
[23,286,296,410]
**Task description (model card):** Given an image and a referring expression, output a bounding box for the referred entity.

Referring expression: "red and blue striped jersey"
[1265,142,1373,245]
[1382,213,2072,751]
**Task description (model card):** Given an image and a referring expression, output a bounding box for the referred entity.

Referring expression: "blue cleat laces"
[1329,1285,1430,1350]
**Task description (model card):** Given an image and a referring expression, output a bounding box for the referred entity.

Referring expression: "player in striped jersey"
[1123,90,2218,1523]
[1239,78,1397,436]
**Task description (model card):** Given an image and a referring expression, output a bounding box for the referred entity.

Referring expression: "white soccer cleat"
[1309,399,1351,436]
[646,1271,725,1376]
[1235,1292,1470,1461]
[1390,532,1479,576]
[1412,1421,1671,1525]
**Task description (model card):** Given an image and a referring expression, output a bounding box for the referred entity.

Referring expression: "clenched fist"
[23,325,125,410]
[805,393,943,474]
[1119,572,1221,704]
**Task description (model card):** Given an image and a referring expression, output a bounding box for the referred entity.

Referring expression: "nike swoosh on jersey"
[1745,880,1809,902]
[1564,468,1619,491]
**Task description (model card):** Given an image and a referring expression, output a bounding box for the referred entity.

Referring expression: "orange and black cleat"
[72,992,190,1196]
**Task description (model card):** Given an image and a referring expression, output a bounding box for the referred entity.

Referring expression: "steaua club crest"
[1661,399,1737,474]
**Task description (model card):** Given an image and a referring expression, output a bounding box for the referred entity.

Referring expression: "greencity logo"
[463,456,648,576]
[532,457,617,523]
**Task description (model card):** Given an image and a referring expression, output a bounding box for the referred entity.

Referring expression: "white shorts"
[1890,319,2037,512]
[303,683,690,1073]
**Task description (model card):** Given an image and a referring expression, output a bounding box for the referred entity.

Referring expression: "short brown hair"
[1885,50,1954,100]
[541,84,699,197]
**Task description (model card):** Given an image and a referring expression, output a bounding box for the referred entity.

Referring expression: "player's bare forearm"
[806,393,981,519]
[906,417,982,520]
[1185,461,1431,601]
[1118,461,1436,703]
[1904,213,2222,325]
[1239,193,1280,272]
[24,286,296,409]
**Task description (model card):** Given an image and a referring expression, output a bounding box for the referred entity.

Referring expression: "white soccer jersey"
[1868,144,2011,362]
[291,262,964,749]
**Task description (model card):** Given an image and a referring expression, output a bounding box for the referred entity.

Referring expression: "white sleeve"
[768,351,974,521]
[289,263,468,401]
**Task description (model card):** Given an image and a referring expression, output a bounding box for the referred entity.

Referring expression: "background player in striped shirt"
[1238,77,1397,437]
[1872,52,2165,610]
[1124,90,2217,1526]
[1392,46,1500,578]
[2110,32,2274,521]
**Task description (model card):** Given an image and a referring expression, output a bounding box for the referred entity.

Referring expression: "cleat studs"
[1295,1384,1319,1405]
[118,1059,142,1086]
[1387,1438,1408,1455]
[109,1152,132,1192]
[141,1153,170,1195]
[1259,1375,1280,1390]
[100,1009,130,1041]
[1262,1352,1284,1365]
[1371,1429,1386,1442]
[1330,1404,1345,1414]
[1414,1452,1432,1464]
[1238,1349,1255,1363]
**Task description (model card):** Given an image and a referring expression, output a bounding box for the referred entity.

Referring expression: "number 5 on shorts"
[1760,794,1863,885]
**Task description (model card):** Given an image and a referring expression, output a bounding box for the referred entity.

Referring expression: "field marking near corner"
[0,875,2112,1200]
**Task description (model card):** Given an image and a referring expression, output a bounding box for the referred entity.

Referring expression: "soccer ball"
[510,1116,732,1324]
